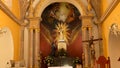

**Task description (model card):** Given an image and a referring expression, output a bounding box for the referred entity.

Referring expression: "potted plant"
[73,57,81,64]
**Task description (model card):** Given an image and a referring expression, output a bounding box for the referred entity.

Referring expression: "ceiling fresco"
[41,2,82,44]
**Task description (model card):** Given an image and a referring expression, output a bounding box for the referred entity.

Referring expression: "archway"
[109,25,120,68]
[40,2,82,67]
[34,0,86,17]
[26,0,98,67]
[0,27,14,68]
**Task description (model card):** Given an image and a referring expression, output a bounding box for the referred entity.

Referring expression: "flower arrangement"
[73,57,81,64]
[44,56,54,66]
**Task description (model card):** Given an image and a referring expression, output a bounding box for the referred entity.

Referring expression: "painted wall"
[0,0,21,60]
[101,0,113,16]
[102,2,120,68]
[2,0,20,18]
[102,2,120,55]
[12,0,20,19]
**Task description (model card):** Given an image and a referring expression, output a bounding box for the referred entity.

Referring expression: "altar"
[50,57,74,66]
[44,55,82,68]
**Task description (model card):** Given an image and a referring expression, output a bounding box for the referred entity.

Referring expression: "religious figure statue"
[55,23,70,44]
[110,23,120,36]
[54,23,70,51]
[83,36,96,68]
[59,27,65,41]
[89,36,96,68]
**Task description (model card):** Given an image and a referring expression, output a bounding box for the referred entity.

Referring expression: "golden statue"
[54,23,70,44]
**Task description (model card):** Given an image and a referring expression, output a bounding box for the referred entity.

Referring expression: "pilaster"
[19,22,28,61]
[97,23,103,56]
[28,27,34,68]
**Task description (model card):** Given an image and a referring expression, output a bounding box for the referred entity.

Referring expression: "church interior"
[0,0,120,68]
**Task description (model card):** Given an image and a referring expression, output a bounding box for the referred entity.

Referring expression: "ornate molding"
[0,1,21,25]
[100,0,119,23]
[110,23,120,36]
[34,0,87,17]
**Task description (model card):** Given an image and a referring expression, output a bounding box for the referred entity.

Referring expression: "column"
[34,28,40,68]
[20,25,25,60]
[20,22,29,67]
[97,23,103,56]
[28,28,34,68]
[34,18,41,68]
[88,26,92,38]
[82,27,88,68]
[27,0,35,68]
[88,26,95,68]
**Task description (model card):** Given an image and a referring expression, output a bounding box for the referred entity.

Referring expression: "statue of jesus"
[59,27,64,41]
[55,23,69,43]
[55,23,70,51]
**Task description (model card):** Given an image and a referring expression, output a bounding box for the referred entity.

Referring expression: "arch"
[108,23,120,68]
[0,27,14,68]
[34,0,87,17]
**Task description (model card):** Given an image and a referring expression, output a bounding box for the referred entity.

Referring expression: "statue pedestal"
[57,40,67,51]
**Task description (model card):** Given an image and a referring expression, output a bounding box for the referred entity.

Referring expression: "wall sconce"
[0,27,7,37]
[110,23,120,36]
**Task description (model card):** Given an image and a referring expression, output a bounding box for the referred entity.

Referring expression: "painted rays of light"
[110,23,120,36]
[54,23,70,44]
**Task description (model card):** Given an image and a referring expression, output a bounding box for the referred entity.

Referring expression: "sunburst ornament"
[54,23,70,44]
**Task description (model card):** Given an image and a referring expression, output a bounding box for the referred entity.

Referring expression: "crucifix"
[82,36,102,57]
[82,36,102,47]
[82,36,102,67]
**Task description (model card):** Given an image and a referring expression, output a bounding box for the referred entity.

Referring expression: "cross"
[82,36,102,46]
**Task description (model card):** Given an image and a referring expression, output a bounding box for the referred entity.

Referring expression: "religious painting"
[40,2,82,59]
